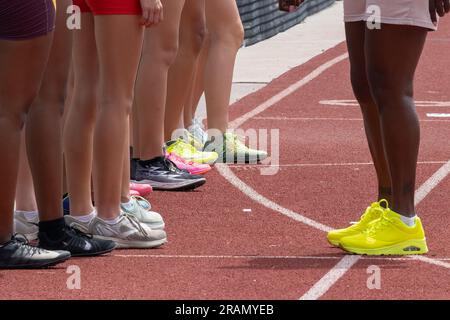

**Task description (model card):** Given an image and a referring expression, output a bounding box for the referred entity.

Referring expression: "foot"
[339,209,428,255]
[0,235,70,269]
[204,132,268,164]
[131,156,206,191]
[14,211,39,241]
[38,225,116,257]
[121,196,165,230]
[327,200,387,247]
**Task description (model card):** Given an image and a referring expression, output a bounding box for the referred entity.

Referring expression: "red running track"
[1,21,450,300]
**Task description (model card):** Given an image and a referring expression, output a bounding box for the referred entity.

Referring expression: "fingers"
[430,0,438,25]
[444,0,450,13]
[435,0,445,16]
[140,2,163,28]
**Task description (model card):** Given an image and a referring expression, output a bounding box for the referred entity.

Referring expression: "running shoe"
[166,152,211,175]
[130,190,140,196]
[327,200,386,247]
[130,182,153,196]
[166,139,218,165]
[120,196,165,230]
[340,209,428,255]
[67,213,167,249]
[14,211,39,241]
[188,118,208,145]
[204,132,268,164]
[131,156,206,191]
[0,235,70,269]
[38,225,116,257]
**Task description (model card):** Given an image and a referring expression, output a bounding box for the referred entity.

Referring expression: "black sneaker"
[131,156,206,191]
[38,226,116,257]
[0,235,70,269]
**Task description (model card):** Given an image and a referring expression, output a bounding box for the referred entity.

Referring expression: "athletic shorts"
[0,0,56,41]
[343,0,437,31]
[72,0,142,15]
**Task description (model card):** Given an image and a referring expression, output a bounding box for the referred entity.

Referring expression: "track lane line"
[217,50,450,299]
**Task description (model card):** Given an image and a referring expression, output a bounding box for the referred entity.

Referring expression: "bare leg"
[26,0,73,222]
[63,13,98,216]
[134,0,185,160]
[93,15,144,219]
[0,35,53,243]
[15,131,37,212]
[164,0,206,140]
[184,34,209,127]
[345,22,391,203]
[365,24,427,216]
[204,0,244,132]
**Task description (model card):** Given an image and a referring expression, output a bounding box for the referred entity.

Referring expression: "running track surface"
[2,22,450,300]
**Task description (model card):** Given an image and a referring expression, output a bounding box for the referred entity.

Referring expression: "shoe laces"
[122,212,149,236]
[130,195,151,209]
[352,199,388,225]
[12,234,48,256]
[363,211,393,236]
[163,156,186,175]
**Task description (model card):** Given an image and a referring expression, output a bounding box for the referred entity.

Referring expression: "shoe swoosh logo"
[84,240,93,251]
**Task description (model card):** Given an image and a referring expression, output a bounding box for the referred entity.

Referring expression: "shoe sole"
[340,238,429,256]
[0,254,71,269]
[327,238,340,247]
[132,178,206,191]
[93,236,167,249]
[70,244,117,257]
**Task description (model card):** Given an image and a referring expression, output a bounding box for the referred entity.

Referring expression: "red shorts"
[72,0,141,15]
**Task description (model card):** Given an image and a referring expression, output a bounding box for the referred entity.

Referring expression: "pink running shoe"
[166,152,211,175]
[130,182,153,196]
[130,190,140,196]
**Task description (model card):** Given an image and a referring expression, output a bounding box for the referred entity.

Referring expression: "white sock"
[103,214,122,225]
[72,210,96,223]
[16,210,38,221]
[121,199,135,212]
[400,215,417,227]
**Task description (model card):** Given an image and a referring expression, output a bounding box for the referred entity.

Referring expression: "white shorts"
[343,0,437,31]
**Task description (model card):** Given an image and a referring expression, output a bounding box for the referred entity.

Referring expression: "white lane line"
[229,53,349,129]
[299,256,361,300]
[426,113,450,118]
[228,161,447,169]
[112,254,450,262]
[409,256,450,269]
[253,116,450,122]
[216,164,332,233]
[414,160,450,205]
[217,52,450,299]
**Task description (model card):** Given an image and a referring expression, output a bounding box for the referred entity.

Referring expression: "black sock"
[39,217,66,241]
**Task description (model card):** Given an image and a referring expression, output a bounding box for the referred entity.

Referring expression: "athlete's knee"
[190,24,207,54]
[350,70,374,107]
[99,95,133,117]
[210,20,244,50]
[0,104,28,130]
[368,71,413,112]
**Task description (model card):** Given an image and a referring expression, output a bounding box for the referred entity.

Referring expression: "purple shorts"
[0,0,56,41]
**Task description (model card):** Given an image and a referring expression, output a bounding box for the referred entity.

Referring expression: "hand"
[430,0,450,26]
[140,0,164,28]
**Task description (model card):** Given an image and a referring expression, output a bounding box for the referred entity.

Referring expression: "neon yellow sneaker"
[204,132,268,164]
[166,139,218,165]
[327,200,387,247]
[187,132,204,150]
[340,209,428,255]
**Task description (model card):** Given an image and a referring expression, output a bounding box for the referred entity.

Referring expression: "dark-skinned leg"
[365,24,427,217]
[345,21,392,204]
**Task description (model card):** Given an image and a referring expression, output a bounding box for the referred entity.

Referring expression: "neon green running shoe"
[204,132,268,164]
[166,139,218,165]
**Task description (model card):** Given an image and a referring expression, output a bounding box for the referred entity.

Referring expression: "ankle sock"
[400,215,417,227]
[72,210,96,223]
[16,210,38,221]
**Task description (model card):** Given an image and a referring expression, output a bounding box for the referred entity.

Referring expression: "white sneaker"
[89,213,167,249]
[120,196,165,230]
[14,211,39,241]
